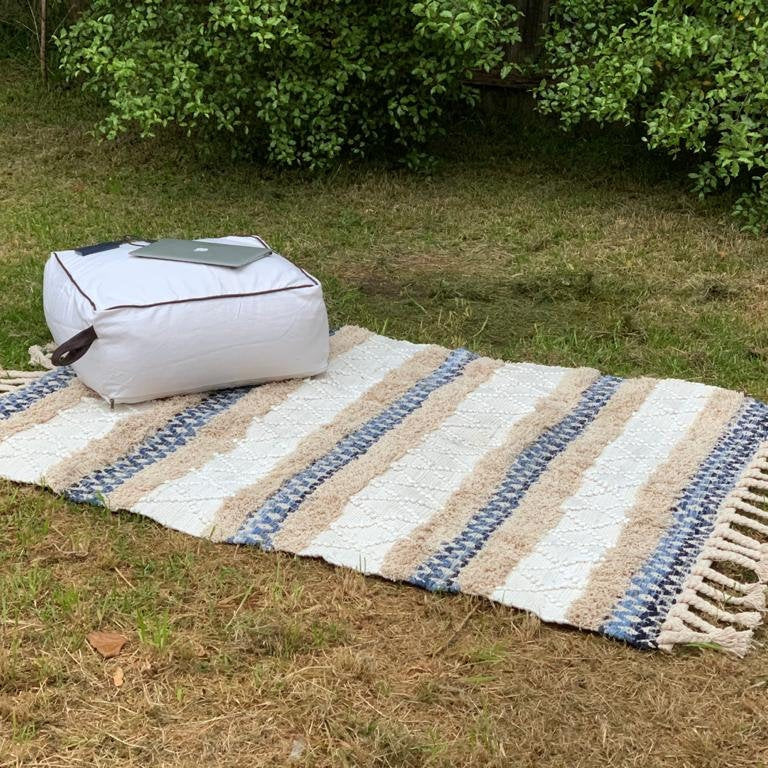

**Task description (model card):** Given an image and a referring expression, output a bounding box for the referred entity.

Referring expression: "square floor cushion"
[43,236,329,403]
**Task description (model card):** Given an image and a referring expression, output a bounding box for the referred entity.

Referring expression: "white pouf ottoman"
[43,235,329,404]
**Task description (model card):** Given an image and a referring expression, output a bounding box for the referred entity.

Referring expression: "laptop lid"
[130,239,272,268]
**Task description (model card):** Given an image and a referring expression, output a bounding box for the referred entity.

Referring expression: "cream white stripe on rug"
[0,397,150,484]
[129,333,426,536]
[300,362,571,573]
[487,378,717,623]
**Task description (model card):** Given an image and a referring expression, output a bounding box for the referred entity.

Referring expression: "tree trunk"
[40,0,47,84]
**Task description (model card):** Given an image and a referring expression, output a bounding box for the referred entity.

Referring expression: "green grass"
[2,61,768,767]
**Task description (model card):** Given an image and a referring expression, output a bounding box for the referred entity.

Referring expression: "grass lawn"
[2,62,768,767]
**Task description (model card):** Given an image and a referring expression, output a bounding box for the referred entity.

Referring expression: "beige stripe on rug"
[0,379,94,444]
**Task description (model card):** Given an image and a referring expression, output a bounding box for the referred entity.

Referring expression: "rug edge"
[658,439,768,657]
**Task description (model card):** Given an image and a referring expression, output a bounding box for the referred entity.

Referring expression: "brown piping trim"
[232,234,269,247]
[236,235,320,289]
[104,281,318,311]
[54,254,96,311]
[297,267,320,284]
[54,250,319,313]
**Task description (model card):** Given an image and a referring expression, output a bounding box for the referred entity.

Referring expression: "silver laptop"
[130,239,272,268]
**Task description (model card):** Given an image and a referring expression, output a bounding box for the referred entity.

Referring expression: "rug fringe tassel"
[27,343,55,371]
[659,614,752,656]
[718,525,763,552]
[733,498,768,521]
[727,511,768,537]
[658,444,768,656]
[0,344,55,394]
[0,368,46,392]
[696,580,765,611]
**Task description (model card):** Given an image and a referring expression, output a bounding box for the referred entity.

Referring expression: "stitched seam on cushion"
[103,281,318,311]
[53,254,97,311]
[55,241,319,312]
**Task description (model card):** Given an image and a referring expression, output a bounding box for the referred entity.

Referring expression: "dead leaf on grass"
[87,630,128,659]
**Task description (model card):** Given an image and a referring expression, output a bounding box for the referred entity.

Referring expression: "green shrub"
[536,0,768,231]
[56,0,520,168]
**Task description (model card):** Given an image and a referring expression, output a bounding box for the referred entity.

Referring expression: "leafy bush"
[536,0,768,231]
[56,0,520,168]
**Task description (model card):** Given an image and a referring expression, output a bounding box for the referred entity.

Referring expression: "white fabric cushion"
[43,236,329,403]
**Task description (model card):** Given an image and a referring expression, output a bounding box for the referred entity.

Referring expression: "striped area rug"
[2,325,768,654]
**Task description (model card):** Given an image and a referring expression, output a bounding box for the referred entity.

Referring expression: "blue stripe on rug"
[64,386,252,504]
[0,367,75,421]
[229,348,477,548]
[407,374,623,593]
[601,397,768,649]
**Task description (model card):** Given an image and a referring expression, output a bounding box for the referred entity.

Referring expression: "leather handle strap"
[51,326,97,366]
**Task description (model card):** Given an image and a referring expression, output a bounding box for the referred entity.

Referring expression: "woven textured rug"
[2,325,768,654]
